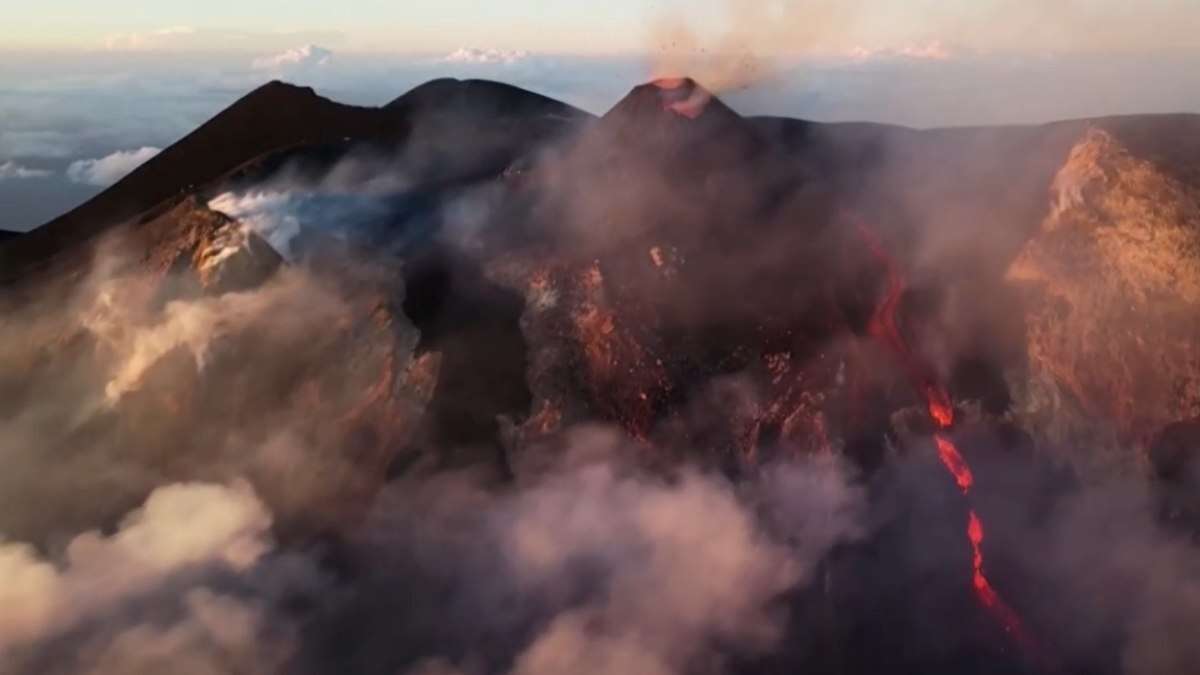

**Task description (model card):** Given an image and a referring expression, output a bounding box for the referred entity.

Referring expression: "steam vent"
[3,74,1200,675]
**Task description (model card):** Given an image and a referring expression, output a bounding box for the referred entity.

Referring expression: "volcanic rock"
[0,196,429,544]
[400,243,531,474]
[0,79,588,285]
[1149,418,1200,536]
[6,74,1200,539]
[594,77,763,170]
[479,79,856,467]
[0,82,405,282]
[1008,128,1200,460]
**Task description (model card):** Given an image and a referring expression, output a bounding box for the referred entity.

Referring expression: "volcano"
[3,76,1200,675]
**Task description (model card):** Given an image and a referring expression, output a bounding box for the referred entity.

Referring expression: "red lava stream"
[855,220,1040,660]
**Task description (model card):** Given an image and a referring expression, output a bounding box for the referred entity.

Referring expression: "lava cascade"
[856,220,1037,656]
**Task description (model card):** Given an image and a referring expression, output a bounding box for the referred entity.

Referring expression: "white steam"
[376,432,867,675]
[76,588,292,675]
[0,481,272,656]
[66,147,161,187]
[207,191,306,259]
[253,45,333,71]
[207,157,407,258]
[85,270,347,403]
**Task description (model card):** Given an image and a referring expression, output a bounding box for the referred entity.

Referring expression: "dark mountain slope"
[0,79,591,284]
[0,82,402,278]
[386,77,582,119]
[381,78,591,188]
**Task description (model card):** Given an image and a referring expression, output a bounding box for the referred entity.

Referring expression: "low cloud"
[154,26,196,36]
[104,26,197,50]
[443,48,531,65]
[253,45,334,71]
[847,40,958,62]
[0,161,50,181]
[102,28,341,53]
[312,431,867,675]
[0,481,275,658]
[66,147,161,187]
[0,130,75,160]
[500,460,800,675]
[0,409,866,675]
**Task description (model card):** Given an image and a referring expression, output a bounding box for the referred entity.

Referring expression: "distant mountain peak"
[591,77,761,170]
[255,80,321,98]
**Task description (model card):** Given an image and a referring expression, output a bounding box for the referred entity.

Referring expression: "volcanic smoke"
[855,219,1038,658]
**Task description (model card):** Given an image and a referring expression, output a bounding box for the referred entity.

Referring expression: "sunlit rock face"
[1008,128,1200,459]
[0,197,431,544]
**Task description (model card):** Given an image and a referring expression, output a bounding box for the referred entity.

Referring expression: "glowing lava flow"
[856,221,1035,652]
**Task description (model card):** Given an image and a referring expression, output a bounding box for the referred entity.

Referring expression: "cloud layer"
[66,147,161,186]
[443,48,531,65]
[847,40,958,61]
[0,481,282,673]
[0,161,50,181]
[102,28,341,53]
[104,26,197,51]
[253,45,334,70]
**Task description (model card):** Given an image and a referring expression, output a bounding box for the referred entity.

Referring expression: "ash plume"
[648,1,858,91]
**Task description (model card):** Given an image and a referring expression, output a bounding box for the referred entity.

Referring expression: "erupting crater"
[651,76,715,119]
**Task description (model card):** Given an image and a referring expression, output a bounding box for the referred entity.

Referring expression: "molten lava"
[934,434,974,491]
[855,220,1036,654]
[651,77,713,119]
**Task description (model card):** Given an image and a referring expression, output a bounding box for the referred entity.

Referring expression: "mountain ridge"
[3,76,1200,460]
[0,78,587,283]
[5,76,1200,276]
